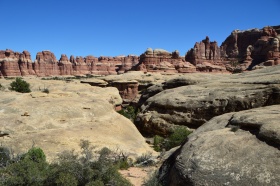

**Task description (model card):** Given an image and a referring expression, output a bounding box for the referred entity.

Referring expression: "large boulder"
[159,105,280,185]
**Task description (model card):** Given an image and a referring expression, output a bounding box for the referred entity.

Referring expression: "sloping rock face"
[136,65,280,136]
[139,48,195,73]
[221,25,280,70]
[159,105,280,185]
[0,78,155,160]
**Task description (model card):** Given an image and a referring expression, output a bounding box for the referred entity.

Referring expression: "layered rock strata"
[0,49,140,77]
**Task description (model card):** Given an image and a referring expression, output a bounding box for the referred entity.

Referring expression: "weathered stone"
[0,49,22,76]
[185,36,222,65]
[139,48,185,73]
[136,66,280,136]
[159,105,280,185]
[33,50,59,76]
[58,54,73,75]
[0,77,155,160]
[221,26,280,70]
[111,80,139,102]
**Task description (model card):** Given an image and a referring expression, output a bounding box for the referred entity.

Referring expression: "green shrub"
[1,147,49,186]
[117,106,138,122]
[0,147,11,167]
[0,143,132,186]
[9,77,31,93]
[164,127,192,150]
[153,135,164,152]
[24,147,46,163]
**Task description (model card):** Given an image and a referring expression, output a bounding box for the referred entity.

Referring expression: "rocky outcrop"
[110,80,139,103]
[136,65,280,136]
[33,50,59,76]
[58,54,73,75]
[0,49,141,77]
[139,48,195,73]
[0,49,22,76]
[186,37,221,64]
[0,78,155,160]
[19,50,35,76]
[221,26,280,70]
[185,37,227,72]
[159,105,280,185]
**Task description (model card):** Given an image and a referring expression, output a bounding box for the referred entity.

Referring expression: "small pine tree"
[9,77,31,93]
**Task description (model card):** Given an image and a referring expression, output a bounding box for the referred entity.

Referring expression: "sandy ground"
[120,166,157,186]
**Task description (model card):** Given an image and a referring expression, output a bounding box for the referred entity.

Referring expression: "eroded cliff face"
[0,49,139,77]
[1,25,279,77]
[220,26,280,70]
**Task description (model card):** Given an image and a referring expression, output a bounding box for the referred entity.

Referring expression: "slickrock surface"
[136,65,280,136]
[0,78,155,161]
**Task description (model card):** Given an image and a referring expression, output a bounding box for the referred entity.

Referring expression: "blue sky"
[1,0,279,60]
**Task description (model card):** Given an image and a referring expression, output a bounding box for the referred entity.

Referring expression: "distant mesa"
[0,25,279,77]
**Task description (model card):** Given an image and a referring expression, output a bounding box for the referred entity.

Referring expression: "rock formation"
[33,50,59,76]
[0,49,22,76]
[138,48,195,73]
[58,54,73,75]
[0,49,141,77]
[136,65,280,136]
[0,78,155,160]
[221,26,280,70]
[185,36,227,72]
[110,80,139,103]
[1,25,279,77]
[159,105,280,185]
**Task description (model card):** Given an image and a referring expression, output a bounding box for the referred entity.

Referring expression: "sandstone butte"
[0,25,279,78]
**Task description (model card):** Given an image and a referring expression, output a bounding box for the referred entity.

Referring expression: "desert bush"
[0,142,166,185]
[42,88,49,94]
[153,127,192,152]
[0,147,11,167]
[0,142,132,186]
[135,152,155,166]
[9,77,31,93]
[1,147,49,186]
[117,106,138,122]
[153,135,164,152]
[164,127,192,150]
